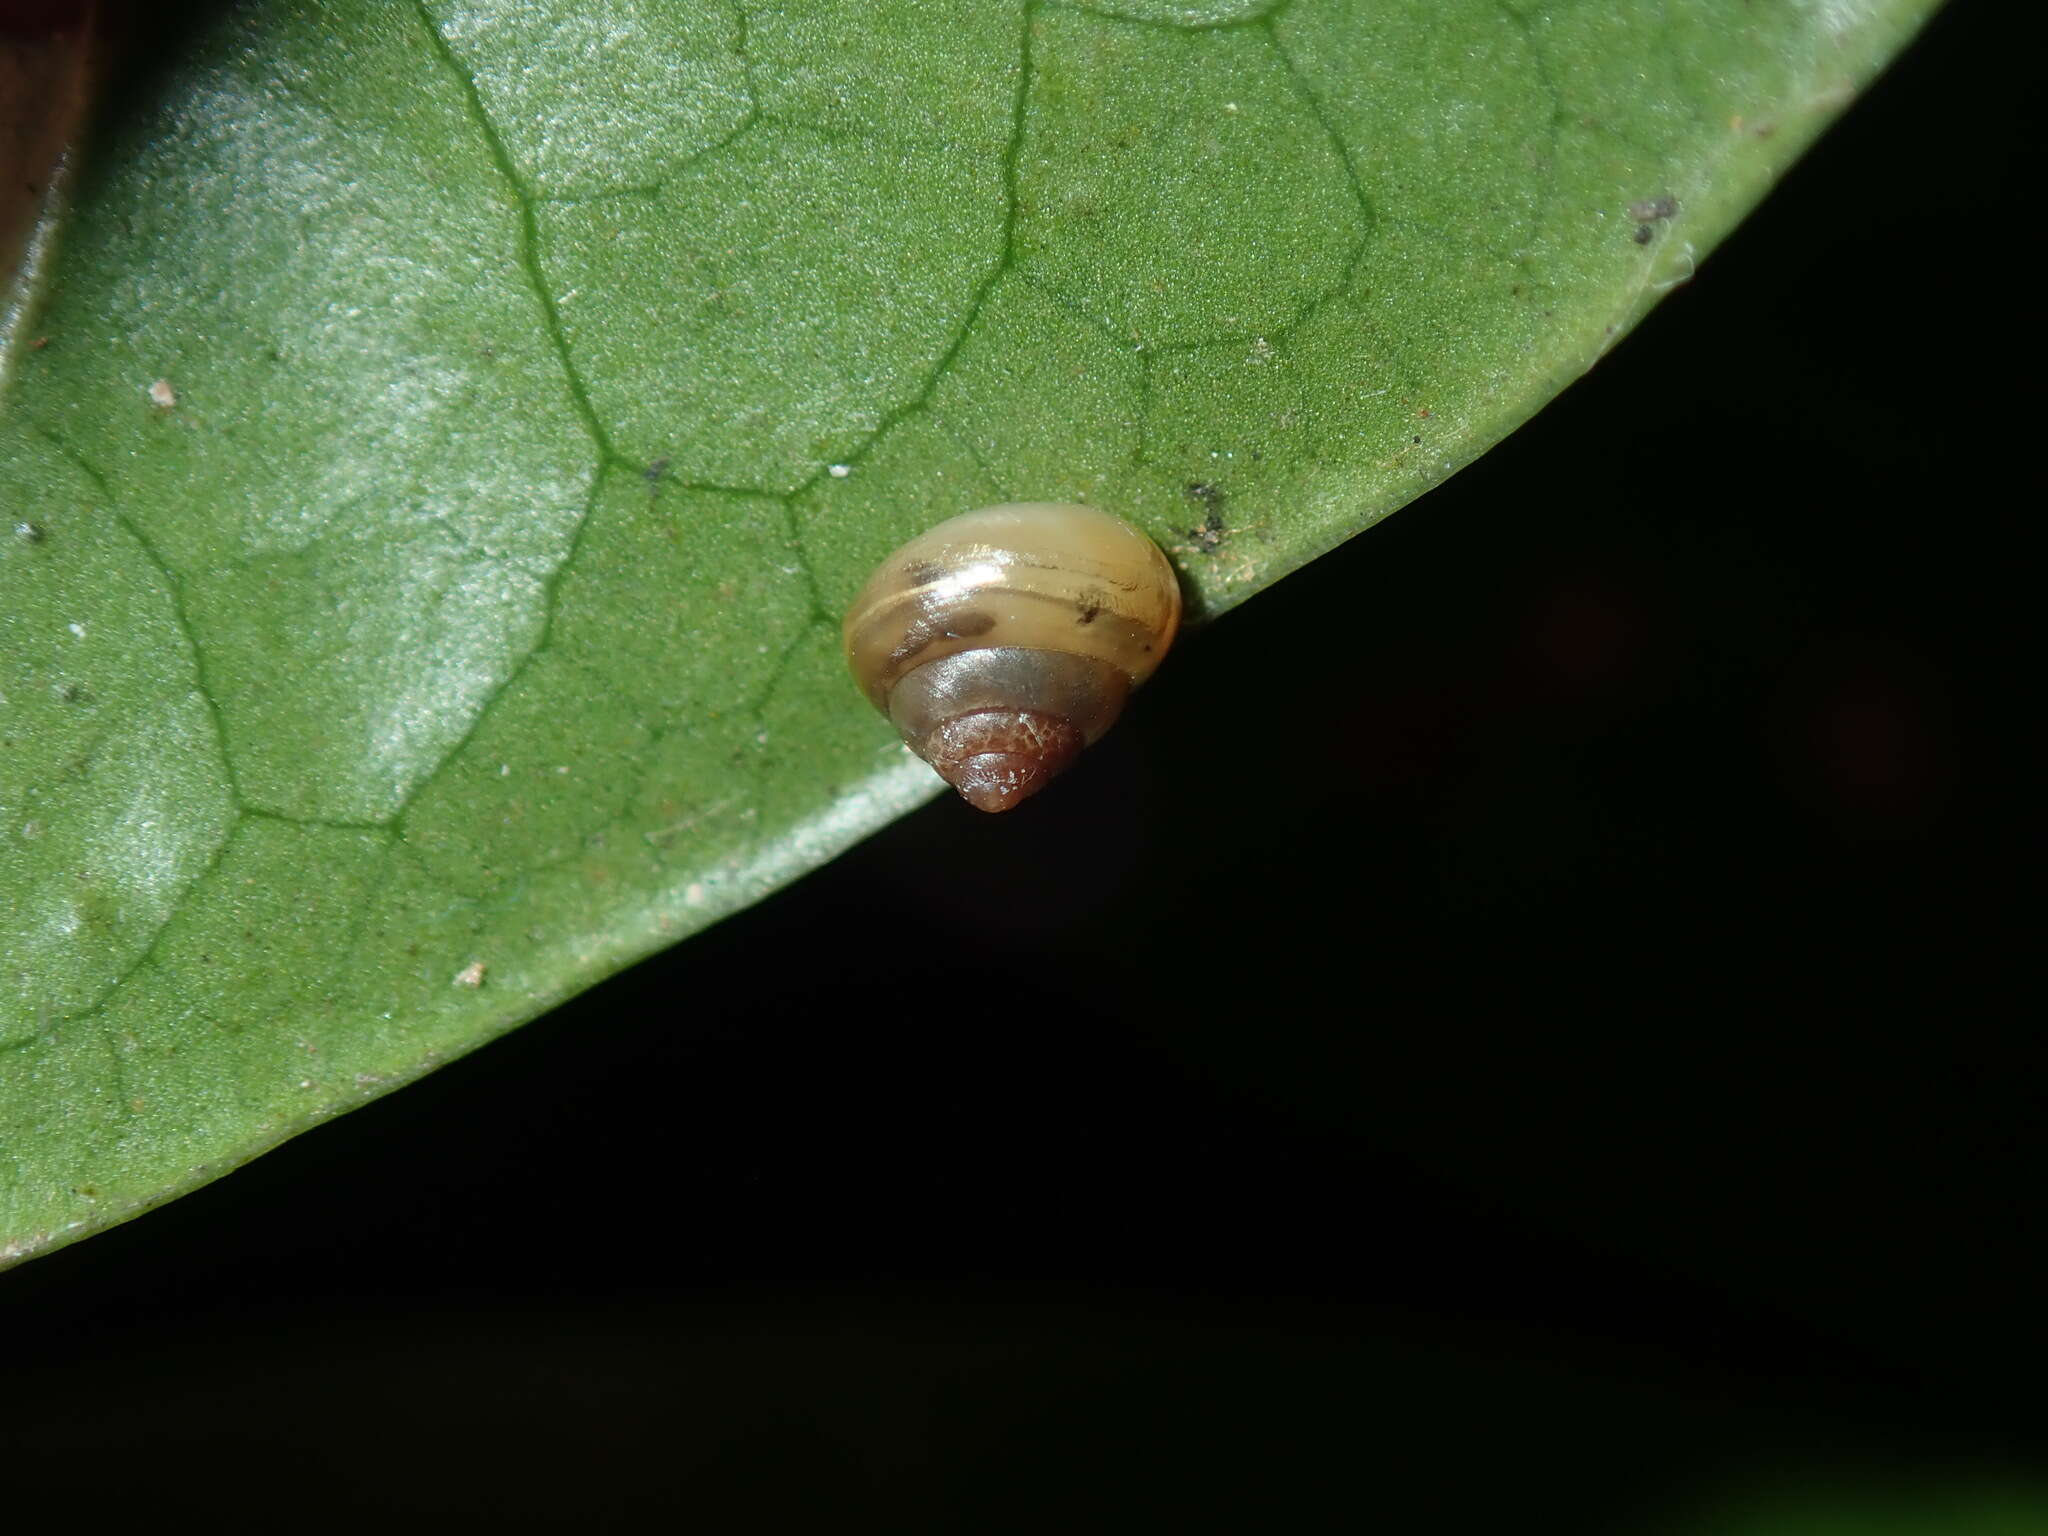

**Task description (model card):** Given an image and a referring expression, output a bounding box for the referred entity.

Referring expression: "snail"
[843,502,1182,812]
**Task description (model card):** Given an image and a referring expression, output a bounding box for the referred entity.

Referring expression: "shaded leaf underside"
[0,0,1930,1262]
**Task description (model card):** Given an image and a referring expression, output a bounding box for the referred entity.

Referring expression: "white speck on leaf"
[828,464,851,478]
[1652,240,1698,292]
[454,961,486,988]
[148,378,177,409]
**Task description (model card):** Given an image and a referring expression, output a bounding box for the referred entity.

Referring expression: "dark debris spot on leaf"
[1184,482,1228,553]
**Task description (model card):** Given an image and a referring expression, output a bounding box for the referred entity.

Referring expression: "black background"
[5,3,2040,1528]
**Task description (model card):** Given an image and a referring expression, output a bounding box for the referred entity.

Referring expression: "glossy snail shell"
[843,502,1182,812]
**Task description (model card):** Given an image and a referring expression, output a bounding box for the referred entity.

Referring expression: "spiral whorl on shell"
[843,503,1183,812]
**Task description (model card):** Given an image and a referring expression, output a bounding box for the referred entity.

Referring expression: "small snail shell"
[843,502,1182,812]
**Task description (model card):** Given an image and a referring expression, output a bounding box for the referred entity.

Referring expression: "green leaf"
[0,0,1936,1265]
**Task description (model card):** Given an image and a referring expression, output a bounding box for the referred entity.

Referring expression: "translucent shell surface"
[843,503,1182,812]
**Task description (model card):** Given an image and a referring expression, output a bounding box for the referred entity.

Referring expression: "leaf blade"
[0,0,1940,1264]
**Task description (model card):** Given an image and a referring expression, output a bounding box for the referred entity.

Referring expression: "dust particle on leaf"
[147,378,177,409]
